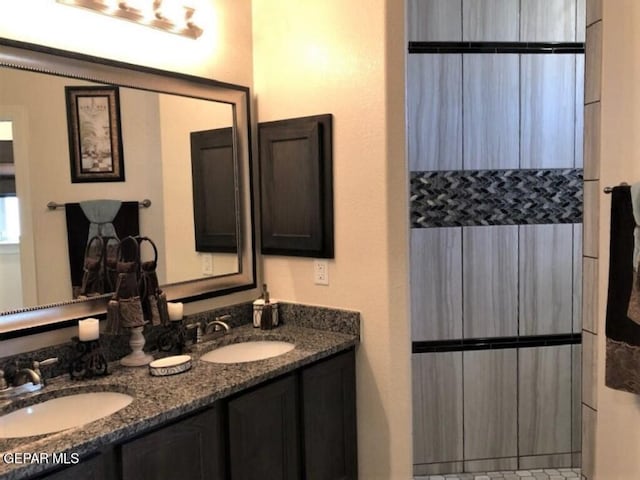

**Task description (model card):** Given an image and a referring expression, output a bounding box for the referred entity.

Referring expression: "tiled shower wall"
[580,0,602,478]
[408,0,586,476]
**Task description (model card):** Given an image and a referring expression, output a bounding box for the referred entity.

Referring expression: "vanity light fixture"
[56,0,204,39]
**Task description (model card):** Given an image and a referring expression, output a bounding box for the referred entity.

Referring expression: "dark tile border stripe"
[412,333,582,353]
[409,41,585,54]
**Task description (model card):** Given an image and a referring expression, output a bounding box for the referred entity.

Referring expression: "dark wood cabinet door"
[191,127,239,253]
[302,350,357,480]
[121,406,225,480]
[258,114,333,258]
[37,449,118,480]
[227,374,300,480]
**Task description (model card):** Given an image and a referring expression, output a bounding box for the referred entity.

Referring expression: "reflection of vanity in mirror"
[0,38,256,334]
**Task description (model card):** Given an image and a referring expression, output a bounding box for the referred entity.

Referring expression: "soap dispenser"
[253,284,279,329]
[261,287,274,330]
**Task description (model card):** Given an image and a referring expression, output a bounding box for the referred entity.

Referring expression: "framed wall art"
[65,85,125,183]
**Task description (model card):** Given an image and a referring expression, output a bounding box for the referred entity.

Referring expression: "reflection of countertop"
[0,322,359,480]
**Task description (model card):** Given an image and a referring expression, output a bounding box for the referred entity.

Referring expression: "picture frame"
[65,85,125,183]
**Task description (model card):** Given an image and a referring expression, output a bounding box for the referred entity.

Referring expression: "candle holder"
[69,336,109,380]
[158,321,188,354]
[120,326,154,367]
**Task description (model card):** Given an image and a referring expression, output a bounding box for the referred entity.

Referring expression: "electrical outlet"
[314,259,329,285]
[202,254,213,276]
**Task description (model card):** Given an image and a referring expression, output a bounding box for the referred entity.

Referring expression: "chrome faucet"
[185,315,232,345]
[0,357,58,398]
[205,315,231,334]
[199,315,231,342]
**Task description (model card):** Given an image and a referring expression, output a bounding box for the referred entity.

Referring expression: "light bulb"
[155,0,186,24]
[120,0,155,20]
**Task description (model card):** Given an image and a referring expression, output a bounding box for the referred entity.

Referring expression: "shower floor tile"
[415,468,581,480]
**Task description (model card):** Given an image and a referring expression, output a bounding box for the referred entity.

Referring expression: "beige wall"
[252,0,411,478]
[594,1,640,479]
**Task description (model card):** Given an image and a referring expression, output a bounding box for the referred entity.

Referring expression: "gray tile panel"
[519,224,574,336]
[463,54,520,170]
[408,55,463,172]
[520,55,576,169]
[411,228,463,341]
[520,0,577,42]
[413,352,464,464]
[583,103,600,180]
[573,224,584,333]
[407,0,463,42]
[581,258,598,333]
[584,22,602,103]
[463,226,518,338]
[575,55,585,168]
[518,346,573,455]
[463,349,518,460]
[572,345,583,453]
[462,0,520,41]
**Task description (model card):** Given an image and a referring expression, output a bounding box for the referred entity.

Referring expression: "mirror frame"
[0,37,257,339]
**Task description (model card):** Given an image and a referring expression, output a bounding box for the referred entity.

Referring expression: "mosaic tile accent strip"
[410,169,583,228]
[415,468,581,480]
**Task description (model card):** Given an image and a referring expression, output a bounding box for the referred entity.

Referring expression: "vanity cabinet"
[226,349,357,480]
[121,405,225,480]
[37,450,118,480]
[227,374,300,479]
[35,349,356,480]
[301,349,357,480]
[37,407,225,480]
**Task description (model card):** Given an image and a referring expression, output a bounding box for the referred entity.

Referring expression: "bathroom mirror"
[0,38,256,337]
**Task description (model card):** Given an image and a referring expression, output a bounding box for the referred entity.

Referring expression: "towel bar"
[46,199,152,210]
[604,183,630,194]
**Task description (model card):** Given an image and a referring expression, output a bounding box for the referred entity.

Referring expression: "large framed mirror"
[0,38,256,338]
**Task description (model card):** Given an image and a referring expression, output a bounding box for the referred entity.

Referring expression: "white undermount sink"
[200,340,295,364]
[0,391,133,439]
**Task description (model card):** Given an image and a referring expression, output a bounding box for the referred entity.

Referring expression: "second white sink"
[200,341,295,364]
[0,391,133,439]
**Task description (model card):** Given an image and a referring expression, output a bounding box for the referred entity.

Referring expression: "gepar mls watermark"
[3,452,80,465]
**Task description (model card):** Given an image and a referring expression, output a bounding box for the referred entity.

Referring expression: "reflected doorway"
[0,120,23,311]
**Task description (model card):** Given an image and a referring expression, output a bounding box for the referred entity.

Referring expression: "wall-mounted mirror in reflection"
[0,38,256,336]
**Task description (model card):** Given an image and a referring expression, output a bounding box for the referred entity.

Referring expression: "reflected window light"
[0,197,20,244]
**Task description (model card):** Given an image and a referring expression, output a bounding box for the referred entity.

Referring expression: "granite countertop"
[0,322,359,480]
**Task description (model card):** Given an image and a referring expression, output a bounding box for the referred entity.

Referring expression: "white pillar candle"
[168,302,184,321]
[78,318,100,341]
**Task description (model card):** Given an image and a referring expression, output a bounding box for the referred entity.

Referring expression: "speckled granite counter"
[0,319,359,480]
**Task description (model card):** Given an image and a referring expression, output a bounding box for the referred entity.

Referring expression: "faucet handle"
[33,357,58,384]
[33,357,59,369]
[185,322,202,344]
